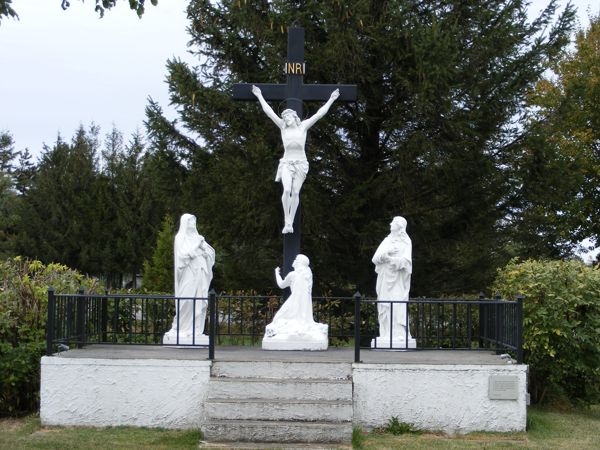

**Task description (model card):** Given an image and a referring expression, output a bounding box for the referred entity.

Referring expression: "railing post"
[516,295,524,364]
[478,292,485,348]
[47,288,56,356]
[101,290,108,343]
[76,287,85,348]
[208,289,216,360]
[353,291,361,363]
[494,292,501,354]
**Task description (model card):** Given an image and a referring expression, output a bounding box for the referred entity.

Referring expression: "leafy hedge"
[0,257,98,415]
[493,259,600,405]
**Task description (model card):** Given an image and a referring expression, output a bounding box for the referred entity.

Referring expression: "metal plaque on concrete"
[488,375,519,400]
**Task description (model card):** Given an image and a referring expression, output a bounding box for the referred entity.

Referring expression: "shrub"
[493,258,600,405]
[0,257,98,415]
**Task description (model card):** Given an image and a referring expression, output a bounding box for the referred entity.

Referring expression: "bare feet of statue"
[282,224,294,234]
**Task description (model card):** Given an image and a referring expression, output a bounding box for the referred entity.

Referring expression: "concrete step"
[208,377,352,401]
[203,419,353,443]
[211,361,352,380]
[206,398,353,422]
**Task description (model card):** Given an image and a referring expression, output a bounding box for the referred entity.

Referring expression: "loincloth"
[275,159,309,182]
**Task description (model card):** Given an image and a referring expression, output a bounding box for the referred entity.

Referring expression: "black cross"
[233,26,357,280]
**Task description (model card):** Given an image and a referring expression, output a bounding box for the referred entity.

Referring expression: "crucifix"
[233,26,357,280]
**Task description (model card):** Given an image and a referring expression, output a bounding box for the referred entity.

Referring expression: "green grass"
[1,406,599,449]
[357,405,600,449]
[0,415,200,450]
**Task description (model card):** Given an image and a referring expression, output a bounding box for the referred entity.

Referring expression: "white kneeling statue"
[371,216,416,349]
[262,254,328,351]
[163,213,215,346]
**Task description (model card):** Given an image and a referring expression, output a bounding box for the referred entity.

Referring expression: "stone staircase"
[203,360,353,444]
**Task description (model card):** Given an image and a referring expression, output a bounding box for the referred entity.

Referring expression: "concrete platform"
[54,344,510,365]
[41,344,527,435]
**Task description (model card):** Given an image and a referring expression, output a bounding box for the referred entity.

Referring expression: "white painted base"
[370,337,416,350]
[353,363,527,434]
[40,353,527,434]
[40,357,211,429]
[162,332,208,346]
[262,333,328,351]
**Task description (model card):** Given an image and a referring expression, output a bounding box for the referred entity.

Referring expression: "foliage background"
[0,258,98,416]
[493,259,600,405]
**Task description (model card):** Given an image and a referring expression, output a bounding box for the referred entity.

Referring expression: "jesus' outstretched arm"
[252,85,283,128]
[302,88,340,129]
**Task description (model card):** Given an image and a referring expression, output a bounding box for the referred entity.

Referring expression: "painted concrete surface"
[353,363,527,434]
[209,377,352,401]
[204,361,353,443]
[54,344,511,364]
[41,346,526,434]
[40,357,211,429]
[211,360,352,380]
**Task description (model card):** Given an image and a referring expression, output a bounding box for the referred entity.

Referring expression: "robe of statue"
[372,226,412,341]
[164,214,215,344]
[266,264,315,337]
[265,255,327,341]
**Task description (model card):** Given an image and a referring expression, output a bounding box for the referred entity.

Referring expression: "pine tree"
[142,215,175,293]
[145,0,575,295]
[17,126,104,274]
[0,131,20,258]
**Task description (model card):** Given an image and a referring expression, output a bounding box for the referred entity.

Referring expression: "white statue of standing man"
[163,214,215,346]
[371,216,416,349]
[252,85,339,233]
[262,254,328,350]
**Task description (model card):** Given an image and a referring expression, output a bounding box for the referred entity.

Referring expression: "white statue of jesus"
[252,85,339,234]
[371,216,416,349]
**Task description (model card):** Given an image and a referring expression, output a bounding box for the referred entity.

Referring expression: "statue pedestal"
[262,319,328,351]
[163,331,209,346]
[262,333,328,351]
[370,337,416,351]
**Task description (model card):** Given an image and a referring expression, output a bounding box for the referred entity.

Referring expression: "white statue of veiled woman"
[262,254,328,350]
[371,216,416,349]
[163,214,215,346]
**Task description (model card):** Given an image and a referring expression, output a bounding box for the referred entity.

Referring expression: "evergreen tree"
[0,0,16,23]
[142,215,175,293]
[17,126,104,274]
[146,0,575,295]
[98,129,153,285]
[0,131,20,258]
[13,148,35,195]
[0,0,156,23]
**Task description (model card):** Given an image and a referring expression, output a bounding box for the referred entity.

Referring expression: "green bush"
[0,257,98,415]
[493,258,600,405]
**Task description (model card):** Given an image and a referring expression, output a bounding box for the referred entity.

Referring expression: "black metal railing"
[47,289,523,363]
[211,293,355,345]
[46,289,354,354]
[352,293,523,363]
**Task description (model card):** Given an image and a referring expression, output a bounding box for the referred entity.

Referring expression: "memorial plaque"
[488,375,519,400]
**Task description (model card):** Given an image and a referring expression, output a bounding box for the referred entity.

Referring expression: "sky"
[1,0,194,155]
[0,1,598,261]
[0,0,596,158]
